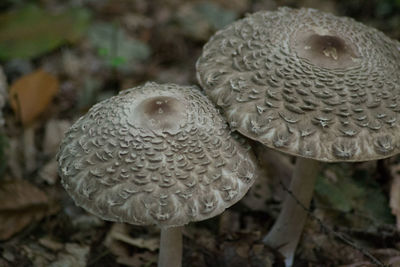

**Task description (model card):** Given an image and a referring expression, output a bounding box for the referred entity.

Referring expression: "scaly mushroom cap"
[57,82,257,227]
[196,7,400,162]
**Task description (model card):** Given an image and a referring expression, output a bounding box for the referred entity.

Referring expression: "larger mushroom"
[196,7,400,266]
[57,82,258,267]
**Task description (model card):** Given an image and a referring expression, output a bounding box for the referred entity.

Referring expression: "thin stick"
[278,179,386,267]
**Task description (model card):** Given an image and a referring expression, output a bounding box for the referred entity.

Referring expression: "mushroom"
[196,7,400,266]
[57,82,258,267]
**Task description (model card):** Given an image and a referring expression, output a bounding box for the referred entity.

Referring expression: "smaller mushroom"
[57,82,258,267]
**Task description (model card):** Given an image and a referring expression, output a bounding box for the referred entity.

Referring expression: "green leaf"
[87,22,151,69]
[315,174,353,213]
[315,164,394,227]
[0,5,91,60]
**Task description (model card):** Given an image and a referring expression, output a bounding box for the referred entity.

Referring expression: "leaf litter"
[0,179,58,240]
[1,0,400,266]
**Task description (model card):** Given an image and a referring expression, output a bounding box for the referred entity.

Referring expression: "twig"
[278,180,387,267]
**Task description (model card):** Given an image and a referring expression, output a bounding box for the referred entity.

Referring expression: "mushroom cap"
[57,82,257,227]
[196,7,400,162]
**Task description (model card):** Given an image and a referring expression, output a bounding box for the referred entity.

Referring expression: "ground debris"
[0,179,58,240]
[218,231,281,267]
[0,0,400,266]
[49,243,90,267]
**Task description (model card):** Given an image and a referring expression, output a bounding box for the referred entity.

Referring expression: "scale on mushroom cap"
[196,7,400,266]
[57,82,258,267]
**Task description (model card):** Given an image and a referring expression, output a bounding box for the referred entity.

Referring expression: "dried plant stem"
[158,226,183,267]
[263,157,320,267]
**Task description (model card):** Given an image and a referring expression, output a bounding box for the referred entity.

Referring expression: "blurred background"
[0,0,400,266]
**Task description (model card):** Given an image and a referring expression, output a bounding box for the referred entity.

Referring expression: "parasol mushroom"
[57,82,258,267]
[196,7,400,266]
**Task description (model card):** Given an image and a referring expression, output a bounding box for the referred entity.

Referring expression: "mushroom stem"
[158,226,183,267]
[263,157,320,267]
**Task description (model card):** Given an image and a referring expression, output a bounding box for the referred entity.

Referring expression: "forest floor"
[1,0,400,266]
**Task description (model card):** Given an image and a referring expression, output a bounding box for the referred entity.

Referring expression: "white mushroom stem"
[158,226,183,267]
[263,157,320,267]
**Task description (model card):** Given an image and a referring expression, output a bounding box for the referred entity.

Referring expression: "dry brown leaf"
[9,69,59,126]
[49,243,90,267]
[390,164,400,230]
[39,236,64,251]
[105,223,159,255]
[0,179,57,240]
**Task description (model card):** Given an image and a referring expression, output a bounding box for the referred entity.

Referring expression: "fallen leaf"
[22,242,57,266]
[9,69,59,126]
[0,179,57,240]
[104,224,158,267]
[112,231,159,252]
[39,236,64,251]
[0,5,91,60]
[105,223,159,254]
[314,164,394,228]
[49,243,90,267]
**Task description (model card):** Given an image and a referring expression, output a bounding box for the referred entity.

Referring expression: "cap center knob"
[139,96,186,132]
[292,29,360,69]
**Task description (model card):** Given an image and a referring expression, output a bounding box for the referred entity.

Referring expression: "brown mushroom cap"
[57,82,257,227]
[196,7,400,162]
